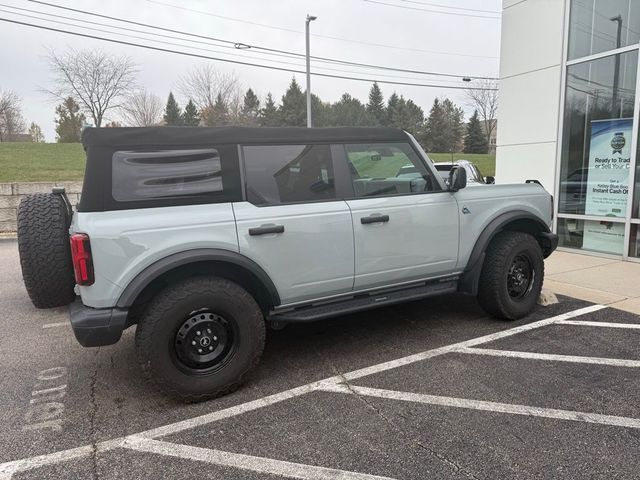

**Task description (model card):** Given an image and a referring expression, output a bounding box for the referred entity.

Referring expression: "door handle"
[249,225,285,236]
[361,214,390,225]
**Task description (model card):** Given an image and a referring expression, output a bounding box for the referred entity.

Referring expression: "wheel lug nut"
[207,329,212,334]
[196,331,201,336]
[197,348,202,353]
[191,341,196,346]
[209,346,213,351]
[213,336,218,341]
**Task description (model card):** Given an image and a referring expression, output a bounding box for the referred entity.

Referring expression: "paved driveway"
[0,239,638,479]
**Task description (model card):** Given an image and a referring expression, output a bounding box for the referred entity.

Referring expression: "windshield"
[403,131,447,190]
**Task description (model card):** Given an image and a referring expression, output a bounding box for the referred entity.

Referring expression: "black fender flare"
[116,248,280,308]
[458,211,551,295]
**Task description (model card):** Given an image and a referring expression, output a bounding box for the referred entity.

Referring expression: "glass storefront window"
[559,50,637,220]
[563,1,640,259]
[630,224,640,257]
[568,0,640,60]
[633,131,640,218]
[558,218,626,255]
[629,223,640,258]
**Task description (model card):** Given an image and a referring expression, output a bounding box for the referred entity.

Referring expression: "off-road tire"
[477,231,544,320]
[17,193,76,308]
[135,277,265,402]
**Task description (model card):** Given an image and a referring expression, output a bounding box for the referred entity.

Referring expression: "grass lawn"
[0,142,495,182]
[427,153,495,176]
[348,150,494,179]
[0,143,85,182]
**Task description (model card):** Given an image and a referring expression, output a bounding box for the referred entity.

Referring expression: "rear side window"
[345,143,441,198]
[112,149,223,202]
[243,144,336,205]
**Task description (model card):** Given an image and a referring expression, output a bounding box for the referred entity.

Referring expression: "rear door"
[340,142,460,290]
[234,143,354,306]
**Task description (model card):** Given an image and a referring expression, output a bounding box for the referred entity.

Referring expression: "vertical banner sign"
[582,118,632,254]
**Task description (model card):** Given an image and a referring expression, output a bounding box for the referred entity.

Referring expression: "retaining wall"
[0,182,82,232]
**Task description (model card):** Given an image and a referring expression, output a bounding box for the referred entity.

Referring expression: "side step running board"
[269,280,457,323]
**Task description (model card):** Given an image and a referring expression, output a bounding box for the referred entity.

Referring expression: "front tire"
[477,232,544,320]
[135,277,265,402]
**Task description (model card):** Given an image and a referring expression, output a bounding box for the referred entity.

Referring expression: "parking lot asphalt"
[0,238,639,479]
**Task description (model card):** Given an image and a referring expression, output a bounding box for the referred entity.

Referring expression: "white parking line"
[0,440,125,479]
[556,320,640,330]
[137,379,340,439]
[458,347,640,368]
[124,436,397,480]
[0,304,607,478]
[41,322,68,329]
[318,384,640,430]
[342,304,606,381]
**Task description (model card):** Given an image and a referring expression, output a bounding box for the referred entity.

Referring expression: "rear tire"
[17,193,76,308]
[135,277,265,402]
[477,232,544,320]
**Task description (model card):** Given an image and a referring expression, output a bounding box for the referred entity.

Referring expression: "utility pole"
[305,14,317,128]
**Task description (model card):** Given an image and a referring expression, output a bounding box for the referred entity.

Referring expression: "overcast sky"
[0,0,502,141]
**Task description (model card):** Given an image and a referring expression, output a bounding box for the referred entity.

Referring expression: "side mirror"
[485,175,495,184]
[448,166,467,191]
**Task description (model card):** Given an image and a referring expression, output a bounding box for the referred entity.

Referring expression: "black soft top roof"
[81,126,409,147]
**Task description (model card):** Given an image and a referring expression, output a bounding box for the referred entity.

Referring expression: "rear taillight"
[70,233,94,286]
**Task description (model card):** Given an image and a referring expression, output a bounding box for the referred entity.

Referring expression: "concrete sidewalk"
[544,251,640,314]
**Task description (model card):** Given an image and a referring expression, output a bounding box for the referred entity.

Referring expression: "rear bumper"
[69,300,128,347]
[538,232,559,258]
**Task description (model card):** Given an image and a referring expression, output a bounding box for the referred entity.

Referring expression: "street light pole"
[610,15,623,116]
[305,14,317,128]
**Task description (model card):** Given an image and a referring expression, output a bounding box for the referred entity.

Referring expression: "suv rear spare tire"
[477,231,544,320]
[17,193,76,308]
[135,276,265,402]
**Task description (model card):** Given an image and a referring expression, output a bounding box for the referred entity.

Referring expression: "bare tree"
[178,65,241,122]
[46,48,138,127]
[120,89,163,126]
[465,79,498,148]
[29,122,45,142]
[226,89,244,125]
[0,90,26,141]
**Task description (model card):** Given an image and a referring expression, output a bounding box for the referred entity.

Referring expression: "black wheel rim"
[172,310,237,374]
[507,253,535,299]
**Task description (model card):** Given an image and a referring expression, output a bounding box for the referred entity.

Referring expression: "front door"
[340,142,459,290]
[234,143,354,305]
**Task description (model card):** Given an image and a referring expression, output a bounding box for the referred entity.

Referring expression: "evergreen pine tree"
[311,94,330,127]
[423,98,445,151]
[203,94,229,126]
[279,78,306,127]
[389,96,424,136]
[422,98,464,152]
[385,93,399,127]
[464,110,489,154]
[259,93,279,126]
[240,88,260,125]
[332,93,371,126]
[55,97,85,143]
[163,92,183,125]
[182,99,200,126]
[366,82,385,126]
[441,98,465,153]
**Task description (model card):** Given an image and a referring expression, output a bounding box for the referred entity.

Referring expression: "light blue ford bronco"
[17,126,557,401]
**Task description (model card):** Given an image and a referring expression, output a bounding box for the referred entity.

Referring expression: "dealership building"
[495,0,640,261]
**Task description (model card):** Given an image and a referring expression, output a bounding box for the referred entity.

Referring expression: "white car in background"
[433,160,495,186]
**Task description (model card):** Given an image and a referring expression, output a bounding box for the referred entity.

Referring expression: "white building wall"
[495,0,567,193]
